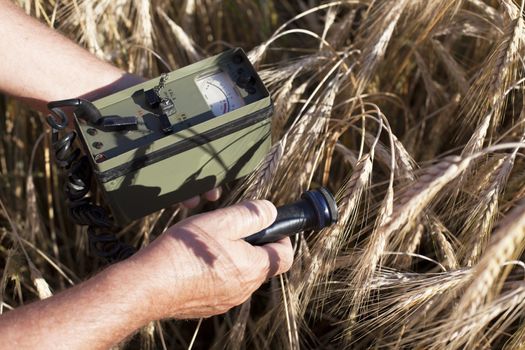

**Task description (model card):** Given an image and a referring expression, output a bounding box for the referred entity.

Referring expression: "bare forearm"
[0,0,139,112]
[0,200,293,349]
[0,261,151,350]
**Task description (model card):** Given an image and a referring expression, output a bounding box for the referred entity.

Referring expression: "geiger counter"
[47,48,338,262]
[49,48,273,225]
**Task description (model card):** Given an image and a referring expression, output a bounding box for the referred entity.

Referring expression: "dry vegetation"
[3,0,525,348]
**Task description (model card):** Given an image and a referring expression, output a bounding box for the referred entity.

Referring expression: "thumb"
[188,200,277,240]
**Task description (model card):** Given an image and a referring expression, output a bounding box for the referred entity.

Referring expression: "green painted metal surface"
[74,48,273,223]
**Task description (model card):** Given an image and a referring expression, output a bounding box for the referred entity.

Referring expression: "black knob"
[244,187,338,245]
[236,71,256,88]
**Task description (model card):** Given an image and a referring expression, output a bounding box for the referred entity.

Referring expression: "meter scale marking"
[203,81,230,115]
[197,70,245,117]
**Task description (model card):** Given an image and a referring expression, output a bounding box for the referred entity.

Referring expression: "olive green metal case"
[74,48,272,224]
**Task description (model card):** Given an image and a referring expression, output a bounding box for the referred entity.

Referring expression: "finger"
[256,237,294,278]
[203,187,221,202]
[182,196,200,209]
[188,200,277,240]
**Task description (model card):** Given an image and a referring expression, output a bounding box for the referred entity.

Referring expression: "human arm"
[0,0,141,112]
[0,0,221,204]
[0,200,293,350]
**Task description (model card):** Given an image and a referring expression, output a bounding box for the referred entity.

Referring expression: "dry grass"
[3,0,525,348]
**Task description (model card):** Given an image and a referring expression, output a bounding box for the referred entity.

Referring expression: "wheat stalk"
[442,199,525,348]
[345,155,473,337]
[459,153,516,266]
[462,9,524,128]
[429,219,459,270]
[157,7,202,62]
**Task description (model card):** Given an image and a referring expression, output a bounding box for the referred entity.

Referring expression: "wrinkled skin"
[129,200,294,319]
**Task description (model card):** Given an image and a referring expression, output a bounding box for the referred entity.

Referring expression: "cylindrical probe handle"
[244,200,316,245]
[244,187,338,245]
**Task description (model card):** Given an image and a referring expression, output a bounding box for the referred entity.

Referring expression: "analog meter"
[196,70,246,116]
[67,48,273,224]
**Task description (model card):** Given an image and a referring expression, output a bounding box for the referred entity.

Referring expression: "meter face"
[196,70,245,116]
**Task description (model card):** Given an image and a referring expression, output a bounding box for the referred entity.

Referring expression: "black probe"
[244,187,339,245]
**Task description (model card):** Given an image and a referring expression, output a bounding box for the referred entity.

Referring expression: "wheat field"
[2,0,525,348]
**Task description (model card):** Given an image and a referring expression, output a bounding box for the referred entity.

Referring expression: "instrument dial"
[196,71,245,116]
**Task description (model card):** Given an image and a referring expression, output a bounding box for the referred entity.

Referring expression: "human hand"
[125,200,294,320]
[181,187,221,209]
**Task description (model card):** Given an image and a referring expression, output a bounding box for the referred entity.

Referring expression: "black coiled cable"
[46,99,135,263]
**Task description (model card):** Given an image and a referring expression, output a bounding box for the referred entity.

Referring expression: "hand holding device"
[245,188,339,245]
